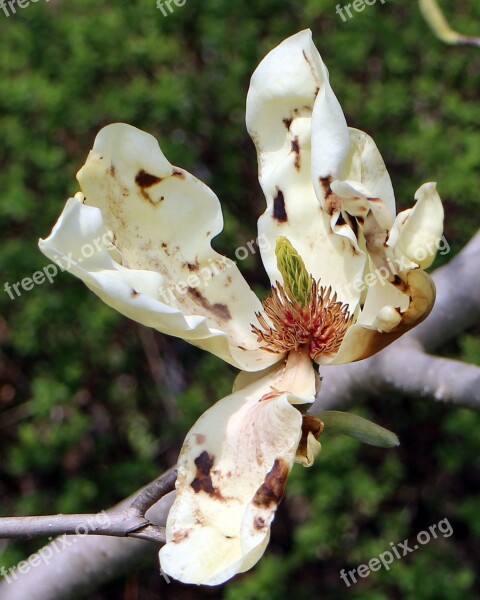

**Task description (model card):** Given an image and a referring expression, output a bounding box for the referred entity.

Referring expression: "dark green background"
[0,0,479,598]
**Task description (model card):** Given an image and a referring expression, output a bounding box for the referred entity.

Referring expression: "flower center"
[252,237,353,363]
[252,277,353,363]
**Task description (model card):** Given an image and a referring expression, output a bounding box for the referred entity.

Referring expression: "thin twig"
[0,468,177,544]
[129,467,178,516]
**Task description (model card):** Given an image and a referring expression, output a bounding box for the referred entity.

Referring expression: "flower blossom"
[39,30,444,586]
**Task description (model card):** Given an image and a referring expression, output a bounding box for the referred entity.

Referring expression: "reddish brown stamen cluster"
[252,279,353,363]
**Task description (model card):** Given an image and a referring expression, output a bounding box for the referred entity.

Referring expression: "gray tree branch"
[0,490,176,600]
[0,468,177,544]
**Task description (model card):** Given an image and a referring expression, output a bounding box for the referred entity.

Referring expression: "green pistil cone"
[275,237,312,307]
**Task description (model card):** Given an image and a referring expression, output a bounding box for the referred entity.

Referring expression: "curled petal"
[160,352,316,585]
[329,179,394,231]
[246,30,366,310]
[39,124,281,372]
[295,415,324,467]
[388,182,445,270]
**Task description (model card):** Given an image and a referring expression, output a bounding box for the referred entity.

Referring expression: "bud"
[275,237,312,307]
[314,410,400,448]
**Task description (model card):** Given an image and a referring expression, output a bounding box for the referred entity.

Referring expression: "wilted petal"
[295,415,324,467]
[246,30,365,310]
[160,352,316,585]
[40,124,281,372]
[328,269,436,364]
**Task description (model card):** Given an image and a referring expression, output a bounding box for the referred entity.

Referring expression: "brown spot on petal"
[254,516,267,531]
[109,164,116,177]
[252,458,289,509]
[319,176,332,196]
[273,189,288,222]
[195,434,206,444]
[135,170,164,205]
[188,287,232,321]
[191,451,215,494]
[191,451,227,501]
[173,530,189,544]
[302,49,317,83]
[131,289,140,297]
[320,176,341,215]
[135,170,162,188]
[283,117,292,130]
[185,262,198,271]
[172,169,186,179]
[291,136,301,171]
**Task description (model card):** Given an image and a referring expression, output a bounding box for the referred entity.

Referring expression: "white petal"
[389,182,444,270]
[246,30,365,310]
[344,129,396,218]
[160,352,316,585]
[310,48,350,182]
[39,124,283,371]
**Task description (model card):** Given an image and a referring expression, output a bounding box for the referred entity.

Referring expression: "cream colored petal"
[343,129,396,219]
[39,191,279,372]
[326,269,436,364]
[246,30,365,310]
[160,352,316,585]
[389,182,444,270]
[39,124,284,371]
[310,47,350,183]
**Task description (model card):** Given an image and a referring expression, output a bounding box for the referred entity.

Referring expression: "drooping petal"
[39,124,281,372]
[246,30,366,310]
[160,351,317,585]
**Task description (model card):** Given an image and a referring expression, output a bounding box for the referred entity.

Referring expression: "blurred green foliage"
[0,0,479,598]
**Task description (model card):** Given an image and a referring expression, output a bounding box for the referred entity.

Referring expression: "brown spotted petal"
[159,354,317,585]
[246,30,366,311]
[39,124,281,372]
[320,129,396,223]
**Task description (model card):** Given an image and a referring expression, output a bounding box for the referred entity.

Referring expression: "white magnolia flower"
[40,30,443,585]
